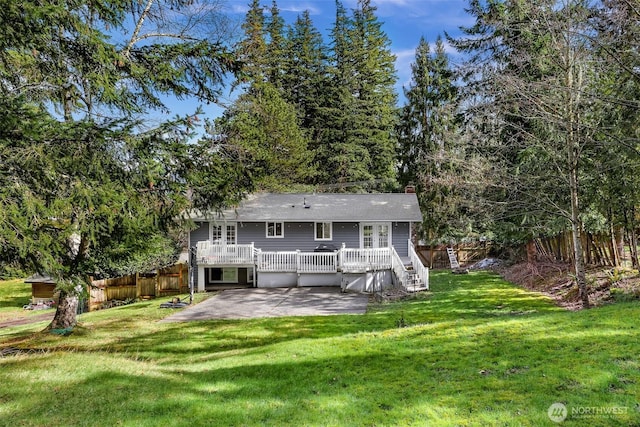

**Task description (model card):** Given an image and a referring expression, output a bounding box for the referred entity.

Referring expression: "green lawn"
[0,271,639,426]
[0,278,55,326]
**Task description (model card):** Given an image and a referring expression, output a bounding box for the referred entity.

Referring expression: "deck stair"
[402,263,428,292]
[404,272,427,292]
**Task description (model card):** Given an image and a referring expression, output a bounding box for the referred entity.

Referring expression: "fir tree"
[0,0,247,328]
[351,0,398,187]
[323,0,398,189]
[265,0,287,88]
[214,81,312,191]
[236,0,268,83]
[397,36,460,242]
[282,10,330,180]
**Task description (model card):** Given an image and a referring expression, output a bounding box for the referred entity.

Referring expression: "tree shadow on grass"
[4,272,638,425]
[2,306,639,427]
[4,271,565,364]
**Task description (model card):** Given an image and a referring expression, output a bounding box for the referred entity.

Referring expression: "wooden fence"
[89,263,189,311]
[417,229,633,270]
[532,229,632,268]
[417,243,491,269]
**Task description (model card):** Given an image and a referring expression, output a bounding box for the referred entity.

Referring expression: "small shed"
[24,274,59,304]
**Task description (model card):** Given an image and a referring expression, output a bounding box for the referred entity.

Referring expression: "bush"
[609,287,639,302]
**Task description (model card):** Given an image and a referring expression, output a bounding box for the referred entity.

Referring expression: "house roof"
[193,193,422,222]
[24,274,55,284]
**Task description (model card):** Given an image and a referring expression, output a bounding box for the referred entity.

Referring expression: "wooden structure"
[195,241,429,292]
[418,243,491,269]
[88,263,189,310]
[25,274,59,304]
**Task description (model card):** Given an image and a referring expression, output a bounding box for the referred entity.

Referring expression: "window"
[363,224,374,249]
[315,222,332,241]
[208,268,238,283]
[211,223,236,244]
[211,225,222,243]
[226,225,236,244]
[266,221,284,238]
[360,223,391,249]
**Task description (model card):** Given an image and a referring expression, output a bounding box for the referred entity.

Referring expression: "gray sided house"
[188,193,429,293]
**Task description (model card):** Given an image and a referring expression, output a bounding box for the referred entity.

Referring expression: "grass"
[1,271,639,426]
[0,278,55,326]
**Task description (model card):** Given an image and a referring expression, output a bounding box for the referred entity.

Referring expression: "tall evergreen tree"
[0,0,247,328]
[323,0,398,189]
[265,0,287,88]
[236,0,268,83]
[322,0,371,187]
[214,81,311,191]
[397,36,461,242]
[350,0,398,186]
[283,10,330,179]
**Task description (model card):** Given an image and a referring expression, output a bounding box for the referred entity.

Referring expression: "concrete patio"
[159,287,370,321]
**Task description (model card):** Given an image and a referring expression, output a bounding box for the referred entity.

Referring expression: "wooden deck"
[196,243,428,291]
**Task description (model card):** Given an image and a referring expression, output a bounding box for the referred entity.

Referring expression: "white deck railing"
[256,248,388,274]
[196,242,255,265]
[340,248,392,272]
[256,250,297,272]
[196,242,428,288]
[390,246,409,286]
[298,252,338,273]
[408,240,429,290]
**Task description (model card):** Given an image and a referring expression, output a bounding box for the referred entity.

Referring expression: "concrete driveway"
[160,287,369,322]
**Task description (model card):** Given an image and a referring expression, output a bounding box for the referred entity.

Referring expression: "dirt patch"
[372,287,430,303]
[500,261,640,310]
[0,312,54,329]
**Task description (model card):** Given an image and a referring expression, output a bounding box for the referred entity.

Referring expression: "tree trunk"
[630,230,639,269]
[568,156,589,308]
[609,209,620,266]
[48,290,79,330]
[624,208,639,269]
[526,240,537,264]
[616,227,624,267]
[585,232,593,265]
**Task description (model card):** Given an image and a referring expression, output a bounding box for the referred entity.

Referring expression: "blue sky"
[161,0,472,124]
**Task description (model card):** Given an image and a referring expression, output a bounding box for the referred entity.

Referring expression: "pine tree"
[0,0,247,328]
[282,10,330,180]
[214,81,312,191]
[397,36,460,242]
[323,0,398,189]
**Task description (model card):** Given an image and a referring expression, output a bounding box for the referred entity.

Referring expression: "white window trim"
[266,221,284,238]
[314,222,333,241]
[359,222,392,249]
[210,222,237,244]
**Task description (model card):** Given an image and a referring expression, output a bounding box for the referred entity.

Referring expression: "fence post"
[154,270,159,298]
[135,272,141,299]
